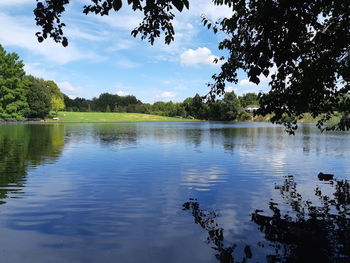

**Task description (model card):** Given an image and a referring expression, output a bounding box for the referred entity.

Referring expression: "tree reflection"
[183,198,252,263]
[90,124,138,148]
[0,125,65,202]
[252,175,350,263]
[183,175,350,263]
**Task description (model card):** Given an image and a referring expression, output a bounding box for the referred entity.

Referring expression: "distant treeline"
[63,93,141,113]
[0,45,65,120]
[0,44,261,122]
[64,92,260,121]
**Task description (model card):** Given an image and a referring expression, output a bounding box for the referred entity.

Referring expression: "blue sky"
[0,0,269,103]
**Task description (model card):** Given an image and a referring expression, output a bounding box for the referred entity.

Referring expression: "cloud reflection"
[181,166,228,191]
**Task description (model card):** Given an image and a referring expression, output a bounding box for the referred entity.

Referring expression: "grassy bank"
[297,113,341,125]
[46,112,198,123]
[250,112,341,125]
[46,111,341,124]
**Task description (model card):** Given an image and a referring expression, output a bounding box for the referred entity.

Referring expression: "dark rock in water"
[318,172,334,181]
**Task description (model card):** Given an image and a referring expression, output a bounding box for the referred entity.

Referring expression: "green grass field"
[297,112,341,124]
[46,112,197,123]
[250,112,341,125]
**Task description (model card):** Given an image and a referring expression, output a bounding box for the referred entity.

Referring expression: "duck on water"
[318,172,334,181]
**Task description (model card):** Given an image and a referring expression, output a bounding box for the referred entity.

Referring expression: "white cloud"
[59,81,78,92]
[236,71,274,94]
[115,58,140,68]
[0,13,103,64]
[181,166,228,191]
[0,0,34,6]
[156,91,177,100]
[180,47,219,66]
[108,39,135,51]
[113,83,136,94]
[239,66,277,88]
[116,90,129,96]
[225,86,236,93]
[173,20,195,31]
[144,1,233,61]
[174,84,187,91]
[58,81,82,97]
[24,63,56,80]
[146,16,198,59]
[198,2,234,21]
[161,80,172,85]
[226,85,263,96]
[66,27,108,41]
[239,79,257,87]
[95,12,142,31]
[235,76,270,95]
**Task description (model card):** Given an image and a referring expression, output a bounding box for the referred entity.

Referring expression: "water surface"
[0,122,349,263]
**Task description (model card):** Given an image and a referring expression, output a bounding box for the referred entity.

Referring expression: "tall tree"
[46,80,65,113]
[25,76,51,119]
[203,0,350,133]
[239,93,259,108]
[220,91,241,121]
[51,96,65,114]
[0,45,29,120]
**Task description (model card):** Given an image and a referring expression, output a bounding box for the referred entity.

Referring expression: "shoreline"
[0,119,328,125]
[0,111,341,125]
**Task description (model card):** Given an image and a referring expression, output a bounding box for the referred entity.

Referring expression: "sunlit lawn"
[46,112,198,122]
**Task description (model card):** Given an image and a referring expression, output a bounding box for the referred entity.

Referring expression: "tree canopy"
[62,89,247,122]
[239,93,259,108]
[0,46,29,120]
[25,76,52,118]
[0,45,65,120]
[34,0,350,132]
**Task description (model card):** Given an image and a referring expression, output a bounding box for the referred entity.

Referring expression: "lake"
[0,122,349,263]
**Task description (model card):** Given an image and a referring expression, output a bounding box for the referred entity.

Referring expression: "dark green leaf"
[172,0,184,12]
[112,0,122,11]
[62,37,68,47]
[183,0,189,9]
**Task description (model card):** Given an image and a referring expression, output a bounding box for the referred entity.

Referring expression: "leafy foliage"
[51,96,65,113]
[239,93,259,108]
[34,0,190,46]
[203,0,350,133]
[34,0,69,47]
[25,76,52,119]
[46,80,65,113]
[220,91,241,120]
[0,45,66,120]
[0,45,29,120]
[63,90,243,121]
